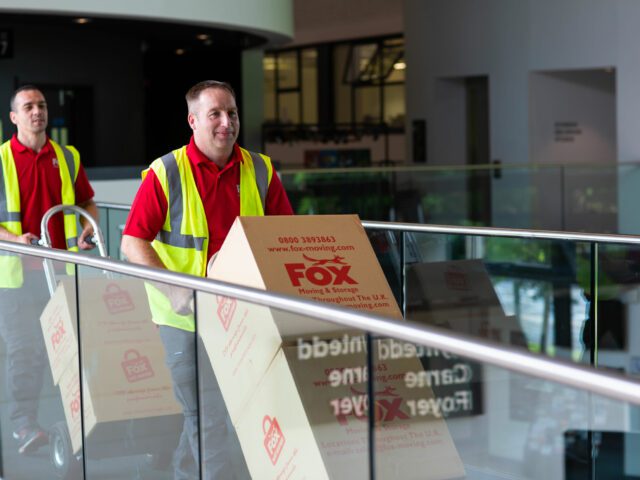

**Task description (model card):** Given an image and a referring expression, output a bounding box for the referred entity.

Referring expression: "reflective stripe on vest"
[144,145,272,331]
[0,141,24,288]
[0,139,80,288]
[156,152,207,252]
[50,142,80,251]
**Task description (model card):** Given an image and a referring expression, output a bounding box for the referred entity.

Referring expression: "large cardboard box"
[40,277,182,453]
[58,343,181,453]
[406,259,527,345]
[40,278,162,384]
[199,215,465,479]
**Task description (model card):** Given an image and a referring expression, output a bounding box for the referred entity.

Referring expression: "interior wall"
[288,0,403,46]
[404,0,640,233]
[530,69,616,167]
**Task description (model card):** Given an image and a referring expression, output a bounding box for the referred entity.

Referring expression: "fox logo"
[285,255,357,287]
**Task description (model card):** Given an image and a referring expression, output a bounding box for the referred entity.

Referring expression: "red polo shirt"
[123,138,293,262]
[10,134,95,250]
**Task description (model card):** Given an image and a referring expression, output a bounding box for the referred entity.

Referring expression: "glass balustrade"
[367,230,595,363]
[92,203,640,374]
[1,245,638,479]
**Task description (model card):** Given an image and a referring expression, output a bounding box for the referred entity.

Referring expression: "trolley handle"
[39,205,110,297]
[82,234,98,246]
[39,205,108,258]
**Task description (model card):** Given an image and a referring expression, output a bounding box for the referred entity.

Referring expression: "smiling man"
[121,80,292,479]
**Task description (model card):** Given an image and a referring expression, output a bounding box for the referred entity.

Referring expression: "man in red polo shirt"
[0,85,98,455]
[122,80,292,479]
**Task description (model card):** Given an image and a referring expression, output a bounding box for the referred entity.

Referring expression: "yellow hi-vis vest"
[144,145,273,331]
[0,139,80,288]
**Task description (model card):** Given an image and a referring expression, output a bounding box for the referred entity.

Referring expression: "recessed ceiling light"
[73,17,91,24]
[196,34,211,41]
[393,61,406,70]
[175,48,186,56]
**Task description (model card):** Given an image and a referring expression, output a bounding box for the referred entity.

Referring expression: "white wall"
[288,0,403,46]
[92,178,141,205]
[404,0,640,233]
[530,70,616,167]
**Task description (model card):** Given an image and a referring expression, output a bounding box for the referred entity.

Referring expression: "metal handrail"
[95,202,640,245]
[4,239,640,405]
[96,201,130,211]
[361,220,640,244]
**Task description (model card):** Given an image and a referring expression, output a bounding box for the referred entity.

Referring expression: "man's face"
[188,87,240,156]
[10,89,48,135]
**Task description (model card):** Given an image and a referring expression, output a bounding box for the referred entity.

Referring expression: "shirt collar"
[11,134,53,156]
[186,136,242,170]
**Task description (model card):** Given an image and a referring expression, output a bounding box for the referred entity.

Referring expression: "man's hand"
[77,199,99,250]
[78,225,96,250]
[17,232,39,245]
[121,235,194,316]
[166,285,194,315]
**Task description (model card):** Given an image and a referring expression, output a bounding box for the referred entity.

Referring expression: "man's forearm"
[121,234,166,269]
[121,234,193,314]
[77,199,99,226]
[0,225,38,245]
[0,225,20,242]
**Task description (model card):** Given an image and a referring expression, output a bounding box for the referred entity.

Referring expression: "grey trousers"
[0,270,49,432]
[158,325,236,480]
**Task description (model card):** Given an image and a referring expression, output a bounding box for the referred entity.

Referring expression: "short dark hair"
[185,80,236,112]
[10,84,43,111]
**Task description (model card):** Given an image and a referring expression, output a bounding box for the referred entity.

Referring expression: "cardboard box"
[58,342,181,453]
[41,277,182,453]
[209,215,402,320]
[40,278,157,384]
[199,215,465,479]
[406,259,527,345]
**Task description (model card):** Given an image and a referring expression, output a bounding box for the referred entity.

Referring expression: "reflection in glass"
[371,338,639,479]
[404,234,591,362]
[76,268,185,478]
[346,43,378,83]
[0,255,70,477]
[196,293,371,478]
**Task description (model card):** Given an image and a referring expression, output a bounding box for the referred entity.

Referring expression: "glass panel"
[384,84,405,127]
[263,54,277,122]
[595,244,640,376]
[77,266,187,478]
[355,86,380,123]
[0,255,78,478]
[382,37,405,83]
[195,292,371,478]
[371,337,639,479]
[403,233,592,363]
[301,48,318,124]
[277,51,298,90]
[278,92,300,124]
[334,44,351,123]
[346,43,379,83]
[97,206,130,261]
